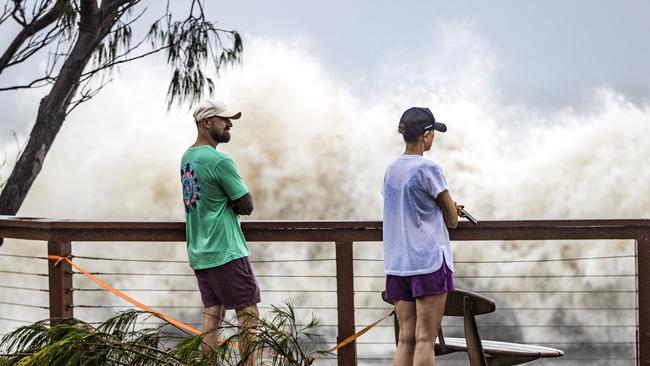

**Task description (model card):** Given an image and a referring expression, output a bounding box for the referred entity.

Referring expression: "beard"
[211,130,231,143]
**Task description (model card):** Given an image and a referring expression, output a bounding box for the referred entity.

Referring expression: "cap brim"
[433,122,447,132]
[216,111,241,120]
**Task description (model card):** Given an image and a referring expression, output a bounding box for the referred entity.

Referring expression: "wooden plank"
[463,296,488,366]
[638,235,650,366]
[438,337,563,357]
[244,228,382,242]
[47,241,73,325]
[335,241,357,366]
[445,289,496,316]
[2,216,647,230]
[2,216,649,243]
[480,339,564,357]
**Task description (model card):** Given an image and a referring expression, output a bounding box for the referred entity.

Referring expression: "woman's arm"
[437,190,461,229]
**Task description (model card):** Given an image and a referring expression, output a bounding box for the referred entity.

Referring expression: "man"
[180,100,260,364]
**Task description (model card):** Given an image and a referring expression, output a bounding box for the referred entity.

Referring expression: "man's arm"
[228,192,254,215]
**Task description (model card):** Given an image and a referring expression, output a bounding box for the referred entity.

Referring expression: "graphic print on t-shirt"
[181,163,202,214]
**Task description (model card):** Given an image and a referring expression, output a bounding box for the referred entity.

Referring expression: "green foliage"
[93,25,132,74]
[0,302,331,366]
[88,0,244,110]
[57,0,78,40]
[0,311,205,366]
[212,301,331,366]
[146,4,243,109]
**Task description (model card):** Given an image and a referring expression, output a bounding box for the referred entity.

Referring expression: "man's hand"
[228,193,254,215]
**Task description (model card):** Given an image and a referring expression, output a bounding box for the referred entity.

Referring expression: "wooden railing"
[0,216,649,365]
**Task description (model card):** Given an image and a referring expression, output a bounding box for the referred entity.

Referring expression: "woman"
[383,107,462,366]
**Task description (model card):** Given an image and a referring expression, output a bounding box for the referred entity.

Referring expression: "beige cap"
[193,100,242,122]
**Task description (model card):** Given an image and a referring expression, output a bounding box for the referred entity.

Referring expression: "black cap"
[399,107,447,138]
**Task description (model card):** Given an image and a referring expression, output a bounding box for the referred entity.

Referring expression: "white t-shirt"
[382,155,454,276]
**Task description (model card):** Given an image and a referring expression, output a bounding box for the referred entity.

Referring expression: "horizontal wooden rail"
[1,216,648,242]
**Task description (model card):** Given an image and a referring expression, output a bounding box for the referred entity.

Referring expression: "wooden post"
[638,234,650,366]
[48,241,73,325]
[335,241,357,366]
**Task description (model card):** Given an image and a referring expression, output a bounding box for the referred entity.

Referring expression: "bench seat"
[436,337,564,365]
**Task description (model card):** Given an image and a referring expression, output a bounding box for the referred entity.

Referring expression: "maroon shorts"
[194,256,261,310]
[384,261,455,301]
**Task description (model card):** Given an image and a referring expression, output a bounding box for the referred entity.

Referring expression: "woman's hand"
[454,202,464,217]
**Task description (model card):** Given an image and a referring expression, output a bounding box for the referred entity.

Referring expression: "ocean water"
[1,28,649,364]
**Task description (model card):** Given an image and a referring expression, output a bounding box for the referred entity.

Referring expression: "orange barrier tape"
[47,255,202,335]
[302,310,394,364]
[327,310,394,353]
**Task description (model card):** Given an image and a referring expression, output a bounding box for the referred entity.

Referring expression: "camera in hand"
[459,207,478,225]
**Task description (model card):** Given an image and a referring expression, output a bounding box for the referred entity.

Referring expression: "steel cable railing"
[0,227,643,365]
[0,249,51,337]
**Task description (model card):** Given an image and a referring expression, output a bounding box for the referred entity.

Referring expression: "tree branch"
[6,24,62,67]
[0,1,14,25]
[111,6,146,34]
[100,0,137,22]
[11,0,27,26]
[98,0,140,35]
[34,31,74,86]
[0,0,70,75]
[30,0,51,21]
[31,0,48,19]
[66,74,112,114]
[81,42,167,79]
[0,75,55,91]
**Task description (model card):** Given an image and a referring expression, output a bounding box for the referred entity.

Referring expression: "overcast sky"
[1,0,649,144]
[198,0,650,107]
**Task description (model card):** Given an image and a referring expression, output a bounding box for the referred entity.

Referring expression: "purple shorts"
[385,261,455,301]
[194,256,261,310]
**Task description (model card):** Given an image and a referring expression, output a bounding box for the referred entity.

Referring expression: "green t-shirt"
[180,146,250,270]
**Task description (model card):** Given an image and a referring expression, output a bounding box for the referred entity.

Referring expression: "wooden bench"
[382,289,564,365]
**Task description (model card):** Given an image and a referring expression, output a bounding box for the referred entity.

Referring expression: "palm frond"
[0,302,330,366]
[211,300,332,366]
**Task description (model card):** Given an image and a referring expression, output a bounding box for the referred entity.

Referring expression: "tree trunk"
[0,1,118,225]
